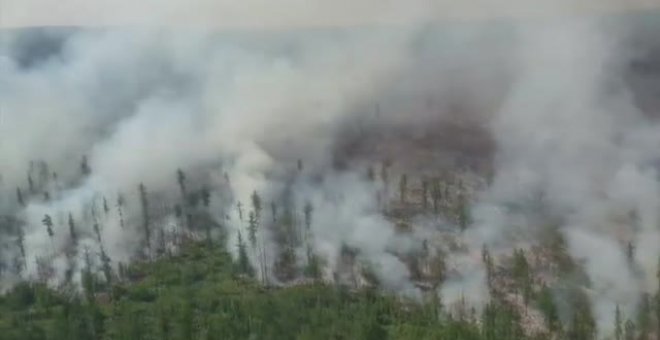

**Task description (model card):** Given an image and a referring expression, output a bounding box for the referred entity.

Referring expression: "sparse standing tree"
[614,304,623,340]
[15,225,26,274]
[431,179,441,214]
[43,214,54,239]
[117,193,126,229]
[637,293,651,339]
[99,247,113,285]
[236,232,253,277]
[457,192,470,231]
[28,173,35,194]
[251,191,262,221]
[248,211,258,247]
[139,183,151,253]
[303,202,315,273]
[367,165,375,182]
[271,202,278,224]
[68,213,78,245]
[627,242,636,265]
[81,155,91,176]
[624,319,635,340]
[177,169,186,199]
[236,201,244,222]
[656,258,660,340]
[103,197,109,215]
[380,161,389,188]
[201,187,211,208]
[421,178,428,210]
[304,202,313,232]
[399,174,408,204]
[482,245,494,291]
[16,187,25,207]
[93,223,102,244]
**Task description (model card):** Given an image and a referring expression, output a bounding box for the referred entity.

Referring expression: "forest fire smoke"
[1,1,660,337]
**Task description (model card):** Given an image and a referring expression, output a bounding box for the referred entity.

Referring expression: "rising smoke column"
[466,14,660,331]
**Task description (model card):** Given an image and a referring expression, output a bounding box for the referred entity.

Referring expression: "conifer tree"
[28,173,35,194]
[399,174,408,204]
[236,201,244,222]
[139,183,151,251]
[538,284,559,331]
[16,187,25,207]
[624,319,635,340]
[248,211,258,247]
[367,165,375,182]
[421,178,429,210]
[177,169,186,198]
[117,194,126,229]
[482,245,494,290]
[93,223,102,244]
[304,202,313,231]
[512,249,532,304]
[457,192,470,231]
[627,241,635,265]
[637,293,651,338]
[15,225,26,274]
[42,214,54,239]
[103,197,109,215]
[614,304,622,340]
[81,155,91,176]
[380,161,389,188]
[201,187,211,208]
[100,247,113,285]
[271,202,278,223]
[656,258,660,340]
[236,232,253,277]
[303,202,318,278]
[251,191,262,220]
[68,213,77,245]
[431,179,441,214]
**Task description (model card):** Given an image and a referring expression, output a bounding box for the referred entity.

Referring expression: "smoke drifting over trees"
[1,2,660,338]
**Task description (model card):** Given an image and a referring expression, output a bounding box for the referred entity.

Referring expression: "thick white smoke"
[1,2,660,337]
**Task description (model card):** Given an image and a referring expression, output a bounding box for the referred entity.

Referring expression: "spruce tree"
[614,304,622,340]
[68,213,77,245]
[624,319,635,340]
[81,155,91,176]
[637,293,651,338]
[271,202,278,223]
[15,225,26,274]
[431,179,441,214]
[176,169,186,198]
[399,174,408,204]
[42,214,54,239]
[421,178,428,210]
[236,201,244,222]
[139,183,151,251]
[103,197,109,215]
[201,187,211,208]
[117,193,126,229]
[251,191,262,221]
[248,212,258,247]
[16,187,25,207]
[28,173,35,194]
[236,232,253,277]
[367,165,375,182]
